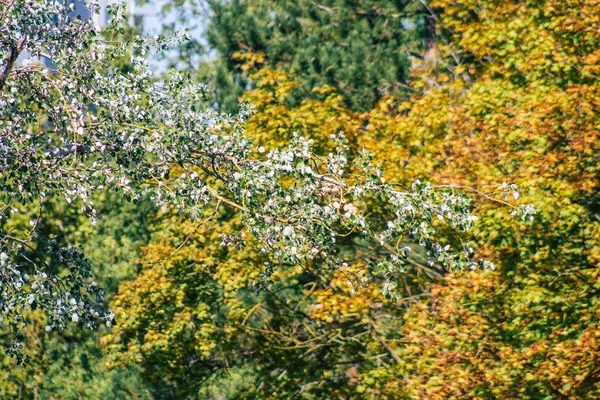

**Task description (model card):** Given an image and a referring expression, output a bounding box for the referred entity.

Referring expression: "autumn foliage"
[360,0,600,397]
[106,0,600,398]
[2,0,599,398]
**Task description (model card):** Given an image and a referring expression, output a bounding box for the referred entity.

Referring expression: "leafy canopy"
[204,0,427,112]
[354,0,600,397]
[0,1,527,352]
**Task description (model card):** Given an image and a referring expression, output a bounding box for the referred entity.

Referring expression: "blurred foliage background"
[2,0,599,398]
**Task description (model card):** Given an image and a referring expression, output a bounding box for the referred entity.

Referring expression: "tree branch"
[0,35,27,92]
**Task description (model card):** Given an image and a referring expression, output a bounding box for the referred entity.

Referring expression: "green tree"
[205,0,428,112]
[0,3,160,396]
[0,192,155,399]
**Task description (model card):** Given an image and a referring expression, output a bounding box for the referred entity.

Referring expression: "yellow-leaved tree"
[356,0,600,397]
[105,68,413,399]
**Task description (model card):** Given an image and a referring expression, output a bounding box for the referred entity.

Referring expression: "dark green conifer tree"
[206,0,429,112]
